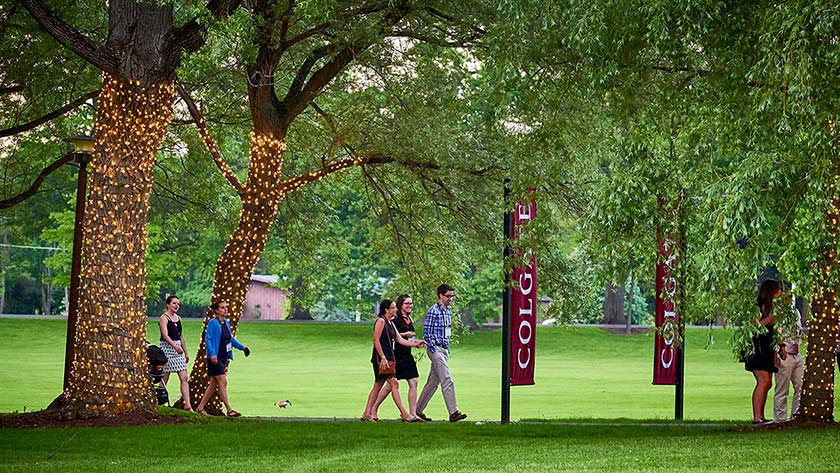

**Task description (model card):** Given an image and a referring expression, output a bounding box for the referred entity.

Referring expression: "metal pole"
[675,325,685,420]
[674,190,688,420]
[63,152,90,391]
[501,178,512,424]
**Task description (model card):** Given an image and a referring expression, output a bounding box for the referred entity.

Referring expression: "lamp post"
[62,135,94,391]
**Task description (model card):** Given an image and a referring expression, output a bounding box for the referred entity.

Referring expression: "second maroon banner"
[653,235,679,385]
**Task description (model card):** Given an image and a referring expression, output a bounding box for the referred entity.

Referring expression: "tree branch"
[0,85,23,95]
[171,0,244,54]
[280,4,409,126]
[278,152,393,195]
[20,0,117,74]
[176,82,246,196]
[0,153,74,209]
[0,90,99,138]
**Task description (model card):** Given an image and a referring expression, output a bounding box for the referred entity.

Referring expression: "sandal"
[197,408,210,417]
[226,410,241,417]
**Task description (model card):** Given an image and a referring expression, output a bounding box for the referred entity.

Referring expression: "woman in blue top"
[196,300,250,417]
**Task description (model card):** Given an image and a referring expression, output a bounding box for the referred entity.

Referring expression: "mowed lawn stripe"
[1,318,838,420]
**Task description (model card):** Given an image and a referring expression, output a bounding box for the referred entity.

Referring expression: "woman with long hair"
[745,279,783,424]
[361,299,425,422]
[195,300,250,417]
[158,295,192,411]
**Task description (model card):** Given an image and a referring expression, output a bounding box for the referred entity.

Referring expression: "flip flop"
[226,410,241,417]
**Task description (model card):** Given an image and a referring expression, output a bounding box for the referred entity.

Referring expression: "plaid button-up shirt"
[423,302,451,351]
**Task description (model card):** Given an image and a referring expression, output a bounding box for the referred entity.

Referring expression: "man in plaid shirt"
[416,284,467,422]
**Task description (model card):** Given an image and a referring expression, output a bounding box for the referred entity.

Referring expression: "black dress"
[744,301,778,373]
[393,314,419,380]
[370,318,397,380]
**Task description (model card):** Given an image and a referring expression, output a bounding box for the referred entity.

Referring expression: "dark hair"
[756,279,782,316]
[165,295,179,305]
[395,294,411,317]
[378,299,394,318]
[437,284,454,297]
[210,300,227,312]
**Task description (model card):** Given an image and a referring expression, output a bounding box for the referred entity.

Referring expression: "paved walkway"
[253,416,731,427]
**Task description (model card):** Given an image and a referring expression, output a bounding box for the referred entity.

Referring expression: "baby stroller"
[146,343,169,406]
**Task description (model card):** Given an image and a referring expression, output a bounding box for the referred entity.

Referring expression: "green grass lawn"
[2,420,840,472]
[1,318,837,421]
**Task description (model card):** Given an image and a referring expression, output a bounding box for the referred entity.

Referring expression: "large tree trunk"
[798,187,840,422]
[187,128,286,413]
[55,74,175,419]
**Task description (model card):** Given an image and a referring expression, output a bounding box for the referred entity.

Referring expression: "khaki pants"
[416,346,458,416]
[773,353,804,422]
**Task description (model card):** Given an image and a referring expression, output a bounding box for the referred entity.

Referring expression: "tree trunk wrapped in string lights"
[58,74,175,418]
[188,131,287,413]
[798,169,840,422]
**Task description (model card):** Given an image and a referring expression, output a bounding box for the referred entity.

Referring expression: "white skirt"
[160,341,188,373]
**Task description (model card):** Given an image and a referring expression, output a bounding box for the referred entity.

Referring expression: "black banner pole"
[674,191,688,420]
[502,178,512,424]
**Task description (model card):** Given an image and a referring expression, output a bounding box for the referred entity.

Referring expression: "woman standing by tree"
[158,295,192,411]
[745,279,783,424]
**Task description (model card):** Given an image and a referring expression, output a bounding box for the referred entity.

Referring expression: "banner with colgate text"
[510,194,537,386]
[653,235,679,385]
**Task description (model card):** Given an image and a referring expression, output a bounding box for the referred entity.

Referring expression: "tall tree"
[18,0,242,417]
[179,0,492,410]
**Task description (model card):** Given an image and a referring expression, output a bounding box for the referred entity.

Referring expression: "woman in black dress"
[361,299,424,422]
[371,294,424,420]
[745,279,782,424]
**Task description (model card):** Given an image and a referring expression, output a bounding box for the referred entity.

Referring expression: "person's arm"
[394,316,415,338]
[206,319,220,363]
[372,318,393,368]
[179,330,189,363]
[757,303,775,326]
[423,307,443,347]
[228,321,246,351]
[159,316,181,353]
[395,326,424,348]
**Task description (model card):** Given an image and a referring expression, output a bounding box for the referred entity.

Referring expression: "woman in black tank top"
[158,295,192,411]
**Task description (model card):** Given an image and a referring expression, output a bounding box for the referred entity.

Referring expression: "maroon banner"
[653,235,679,385]
[510,196,537,386]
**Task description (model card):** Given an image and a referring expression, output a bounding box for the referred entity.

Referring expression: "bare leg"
[752,370,772,421]
[215,374,234,414]
[372,382,392,414]
[387,377,410,420]
[363,380,385,419]
[407,378,419,418]
[196,376,219,412]
[178,370,192,410]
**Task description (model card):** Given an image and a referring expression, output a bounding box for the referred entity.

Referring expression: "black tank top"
[371,318,397,362]
[160,316,182,342]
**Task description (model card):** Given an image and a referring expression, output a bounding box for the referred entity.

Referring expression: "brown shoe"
[416,413,432,422]
[449,411,467,422]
